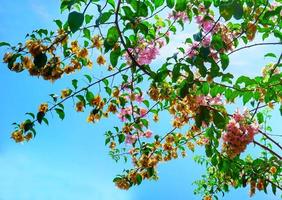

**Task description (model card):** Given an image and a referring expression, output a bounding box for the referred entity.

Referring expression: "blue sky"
[0,1,281,200]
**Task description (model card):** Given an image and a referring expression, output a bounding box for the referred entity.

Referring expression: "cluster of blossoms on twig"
[222,109,259,159]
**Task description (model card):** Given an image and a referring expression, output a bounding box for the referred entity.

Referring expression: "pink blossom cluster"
[125,39,162,65]
[117,107,147,122]
[185,14,222,59]
[125,130,153,144]
[196,94,224,106]
[195,16,215,33]
[168,11,189,22]
[222,110,259,159]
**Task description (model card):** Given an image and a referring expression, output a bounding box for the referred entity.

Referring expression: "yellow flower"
[203,195,212,200]
[64,65,75,74]
[3,52,13,63]
[24,132,33,141]
[109,142,116,149]
[61,89,71,99]
[269,166,277,174]
[11,130,25,143]
[22,56,33,69]
[38,103,48,113]
[87,113,95,123]
[76,101,85,112]
[91,95,101,107]
[78,48,88,58]
[97,55,106,65]
[107,104,117,113]
[115,178,130,190]
[71,41,80,54]
[91,35,103,49]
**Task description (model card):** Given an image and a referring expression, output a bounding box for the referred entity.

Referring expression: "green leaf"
[55,108,65,120]
[98,11,112,24]
[232,0,243,20]
[202,82,209,95]
[137,3,148,17]
[68,11,84,33]
[257,112,264,124]
[34,53,47,68]
[54,19,63,28]
[172,64,181,82]
[205,144,212,157]
[264,53,276,58]
[213,110,226,129]
[72,79,78,89]
[86,91,94,103]
[25,112,35,119]
[243,93,252,105]
[220,53,229,70]
[136,174,143,185]
[118,134,125,144]
[219,2,233,21]
[110,47,121,67]
[166,0,175,8]
[175,0,187,11]
[108,0,116,8]
[83,28,91,40]
[0,42,10,47]
[106,26,119,47]
[37,111,45,124]
[154,0,165,8]
[84,74,92,83]
[42,118,49,125]
[85,14,93,24]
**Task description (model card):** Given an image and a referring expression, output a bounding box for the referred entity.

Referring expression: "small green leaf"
[37,111,45,124]
[220,53,229,70]
[118,134,125,144]
[232,0,243,20]
[166,0,175,8]
[213,111,226,129]
[68,11,84,33]
[86,91,94,103]
[34,53,47,68]
[106,26,119,47]
[219,2,233,21]
[55,108,65,120]
[84,74,92,83]
[72,79,78,89]
[175,0,187,11]
[0,42,10,47]
[136,174,143,185]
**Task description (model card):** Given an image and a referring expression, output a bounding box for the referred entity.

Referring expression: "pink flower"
[144,130,153,138]
[135,94,144,103]
[125,134,137,144]
[202,20,214,32]
[186,43,199,59]
[202,35,211,47]
[139,107,147,117]
[169,12,189,22]
[117,107,132,122]
[195,16,203,24]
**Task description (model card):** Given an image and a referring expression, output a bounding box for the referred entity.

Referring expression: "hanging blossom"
[196,94,224,106]
[125,130,153,145]
[117,107,148,122]
[125,38,164,65]
[168,11,189,22]
[222,109,259,159]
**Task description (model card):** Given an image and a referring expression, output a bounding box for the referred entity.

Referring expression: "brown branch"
[253,140,282,160]
[114,0,152,76]
[259,130,282,150]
